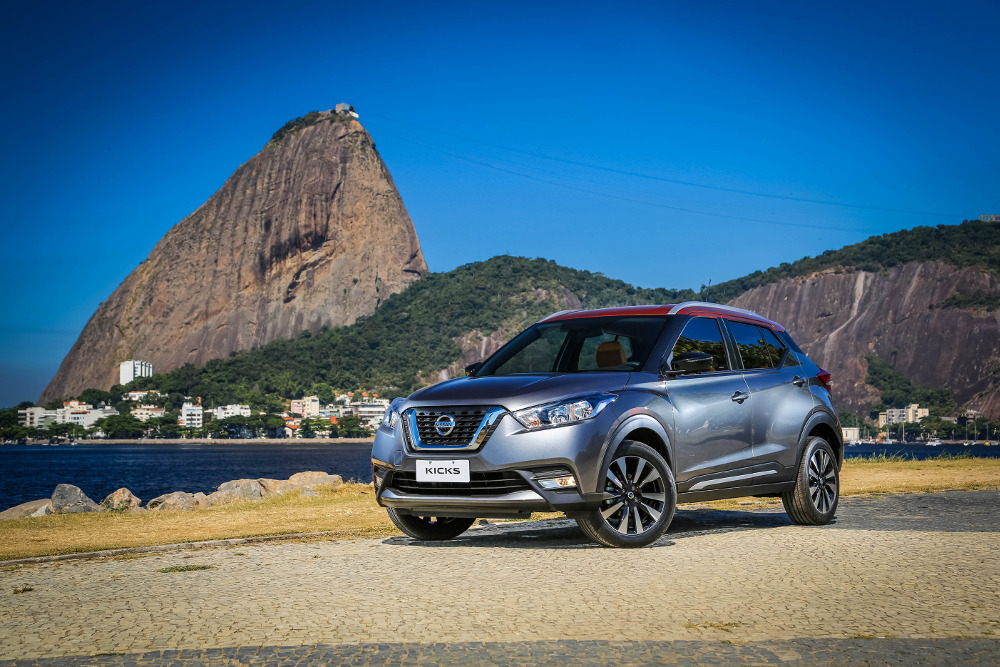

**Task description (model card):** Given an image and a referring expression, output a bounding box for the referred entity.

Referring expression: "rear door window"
[727,321,774,370]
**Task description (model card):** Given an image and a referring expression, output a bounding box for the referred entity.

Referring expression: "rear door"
[724,321,818,483]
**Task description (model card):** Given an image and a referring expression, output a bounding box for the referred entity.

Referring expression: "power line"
[366,111,962,219]
[378,129,874,233]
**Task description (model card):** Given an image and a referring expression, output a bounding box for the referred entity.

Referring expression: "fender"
[793,408,843,471]
[595,412,673,492]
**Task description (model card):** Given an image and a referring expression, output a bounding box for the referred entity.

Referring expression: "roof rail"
[669,301,784,331]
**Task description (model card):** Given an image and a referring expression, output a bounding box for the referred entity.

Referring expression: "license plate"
[416,459,470,483]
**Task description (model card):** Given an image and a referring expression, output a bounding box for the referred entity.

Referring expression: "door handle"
[792,376,806,387]
[731,391,750,404]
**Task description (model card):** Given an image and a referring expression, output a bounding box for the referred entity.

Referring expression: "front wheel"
[386,508,476,541]
[577,441,676,548]
[782,436,839,525]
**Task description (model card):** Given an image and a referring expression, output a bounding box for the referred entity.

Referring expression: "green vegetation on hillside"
[701,219,1000,303]
[865,356,957,416]
[123,256,694,407]
[933,292,1000,313]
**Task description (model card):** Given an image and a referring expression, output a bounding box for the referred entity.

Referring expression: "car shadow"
[381,507,803,549]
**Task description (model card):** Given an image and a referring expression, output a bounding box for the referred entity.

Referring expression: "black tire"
[782,436,839,525]
[576,440,676,548]
[386,508,476,541]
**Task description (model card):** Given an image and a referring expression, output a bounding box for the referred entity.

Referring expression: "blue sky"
[1,0,998,407]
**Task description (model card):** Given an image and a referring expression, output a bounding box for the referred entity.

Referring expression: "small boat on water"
[927,439,943,446]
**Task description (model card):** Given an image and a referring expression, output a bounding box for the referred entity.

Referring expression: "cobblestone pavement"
[1,491,998,665]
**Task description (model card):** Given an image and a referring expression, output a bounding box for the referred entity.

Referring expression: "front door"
[659,317,755,493]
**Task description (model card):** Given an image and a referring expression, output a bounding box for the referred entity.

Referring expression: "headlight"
[381,398,404,429]
[512,394,616,430]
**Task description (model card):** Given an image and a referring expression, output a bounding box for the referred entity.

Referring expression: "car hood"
[403,373,631,413]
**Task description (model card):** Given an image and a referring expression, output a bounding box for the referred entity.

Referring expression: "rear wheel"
[386,508,476,541]
[782,436,839,525]
[577,440,676,548]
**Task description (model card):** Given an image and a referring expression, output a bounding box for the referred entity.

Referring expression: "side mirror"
[465,361,483,377]
[661,351,714,378]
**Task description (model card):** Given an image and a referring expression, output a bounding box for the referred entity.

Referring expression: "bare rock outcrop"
[729,261,1000,417]
[41,111,427,402]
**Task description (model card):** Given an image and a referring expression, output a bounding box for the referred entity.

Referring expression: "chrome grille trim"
[405,406,505,451]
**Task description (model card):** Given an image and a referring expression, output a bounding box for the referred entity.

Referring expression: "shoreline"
[5,437,375,446]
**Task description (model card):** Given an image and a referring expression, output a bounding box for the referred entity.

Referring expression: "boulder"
[51,484,101,514]
[257,478,297,497]
[0,499,53,521]
[301,489,318,498]
[101,488,142,512]
[288,471,344,488]
[216,479,263,500]
[146,491,198,511]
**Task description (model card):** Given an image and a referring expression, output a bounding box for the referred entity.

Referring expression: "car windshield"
[477,315,670,375]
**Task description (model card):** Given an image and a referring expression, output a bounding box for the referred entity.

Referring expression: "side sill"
[677,482,794,504]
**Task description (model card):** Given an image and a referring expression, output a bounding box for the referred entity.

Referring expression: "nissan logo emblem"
[434,414,456,436]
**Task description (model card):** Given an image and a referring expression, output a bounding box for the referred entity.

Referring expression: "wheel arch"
[799,411,844,470]
[600,414,673,480]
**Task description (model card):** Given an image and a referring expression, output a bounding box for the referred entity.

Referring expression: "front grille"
[411,406,499,447]
[389,471,532,496]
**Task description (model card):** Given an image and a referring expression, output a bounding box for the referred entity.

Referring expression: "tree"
[79,388,113,406]
[299,418,316,439]
[334,413,369,438]
[95,414,145,439]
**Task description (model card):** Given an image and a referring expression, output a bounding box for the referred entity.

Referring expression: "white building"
[842,427,861,444]
[18,407,53,428]
[179,402,203,428]
[19,401,117,429]
[119,360,154,385]
[355,403,389,430]
[210,404,251,419]
[290,396,320,418]
[126,390,157,402]
[131,405,166,422]
[878,404,929,427]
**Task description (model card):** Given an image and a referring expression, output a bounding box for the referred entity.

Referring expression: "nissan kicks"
[372,302,842,548]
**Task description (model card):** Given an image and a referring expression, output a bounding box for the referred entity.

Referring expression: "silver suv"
[372,302,842,547]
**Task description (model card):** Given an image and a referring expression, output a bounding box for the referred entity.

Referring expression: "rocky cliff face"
[41,112,427,402]
[728,261,1000,418]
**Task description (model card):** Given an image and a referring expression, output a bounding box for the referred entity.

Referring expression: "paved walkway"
[1,491,999,665]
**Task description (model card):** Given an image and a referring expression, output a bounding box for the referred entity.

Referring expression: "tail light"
[816,368,832,391]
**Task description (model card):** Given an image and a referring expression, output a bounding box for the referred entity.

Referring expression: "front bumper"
[371,407,616,518]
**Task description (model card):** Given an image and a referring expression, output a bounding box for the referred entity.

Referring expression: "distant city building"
[131,405,166,422]
[210,404,252,419]
[980,214,1000,223]
[178,402,203,428]
[878,403,929,427]
[842,427,861,444]
[126,390,157,402]
[290,396,320,418]
[355,402,390,429]
[19,401,117,429]
[119,360,154,385]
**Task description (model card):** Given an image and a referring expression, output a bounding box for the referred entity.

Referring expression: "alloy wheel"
[808,447,838,513]
[600,455,667,535]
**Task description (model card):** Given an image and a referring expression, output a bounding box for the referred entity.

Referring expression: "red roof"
[541,302,784,332]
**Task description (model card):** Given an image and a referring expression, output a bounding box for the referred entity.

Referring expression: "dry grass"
[2,458,998,561]
[0,484,397,561]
